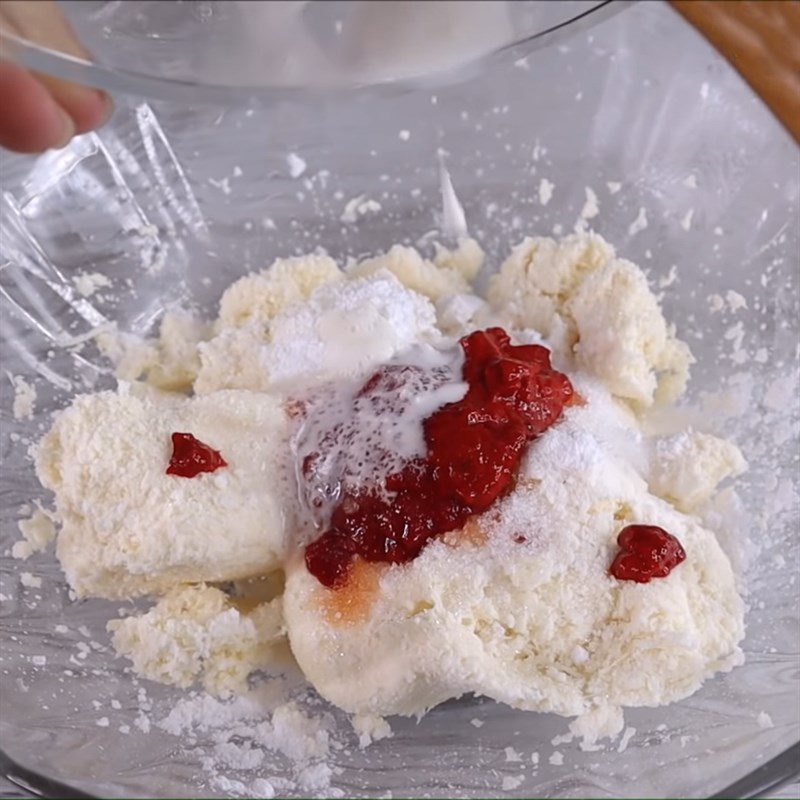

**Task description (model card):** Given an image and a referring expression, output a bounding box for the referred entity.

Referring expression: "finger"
[1,0,113,135]
[35,71,112,134]
[0,58,74,152]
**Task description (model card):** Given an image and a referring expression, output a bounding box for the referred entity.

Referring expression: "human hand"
[0,0,112,153]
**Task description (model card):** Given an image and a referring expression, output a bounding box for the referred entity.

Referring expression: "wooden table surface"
[673,0,800,142]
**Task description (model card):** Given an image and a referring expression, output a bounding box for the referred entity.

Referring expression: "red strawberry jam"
[609,524,686,583]
[304,328,575,588]
[166,432,227,478]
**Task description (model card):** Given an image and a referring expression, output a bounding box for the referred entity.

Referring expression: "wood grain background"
[673,0,800,142]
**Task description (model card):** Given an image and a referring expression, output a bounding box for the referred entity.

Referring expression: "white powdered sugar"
[264,273,438,389]
[158,683,343,797]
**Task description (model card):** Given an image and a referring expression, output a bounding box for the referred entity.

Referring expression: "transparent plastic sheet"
[0,3,798,798]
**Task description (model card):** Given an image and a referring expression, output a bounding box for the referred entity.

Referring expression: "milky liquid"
[292,340,466,532]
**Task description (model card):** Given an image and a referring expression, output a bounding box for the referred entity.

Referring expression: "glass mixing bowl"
[1,0,612,101]
[1,2,798,797]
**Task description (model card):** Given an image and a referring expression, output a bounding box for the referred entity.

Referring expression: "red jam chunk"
[305,328,575,588]
[166,432,227,478]
[609,524,686,583]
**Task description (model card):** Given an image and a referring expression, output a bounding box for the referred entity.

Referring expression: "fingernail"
[52,107,76,150]
[95,90,114,127]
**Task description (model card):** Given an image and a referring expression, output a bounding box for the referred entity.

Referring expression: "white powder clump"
[10,375,36,420]
[538,178,554,206]
[628,207,648,236]
[263,273,438,389]
[159,689,337,795]
[708,294,725,313]
[549,751,564,766]
[757,711,774,729]
[607,181,622,194]
[286,153,307,178]
[504,746,522,762]
[20,572,42,589]
[73,271,111,298]
[502,775,524,791]
[341,194,382,223]
[726,290,748,312]
[580,187,600,220]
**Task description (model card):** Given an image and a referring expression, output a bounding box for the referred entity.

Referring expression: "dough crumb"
[351,714,393,748]
[10,375,36,420]
[108,584,285,696]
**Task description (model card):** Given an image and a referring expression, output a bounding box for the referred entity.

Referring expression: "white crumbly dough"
[199,271,438,394]
[108,584,284,695]
[433,238,485,282]
[96,312,209,393]
[28,230,746,737]
[10,375,36,420]
[217,253,343,330]
[195,326,274,395]
[649,429,747,512]
[12,507,56,560]
[487,233,693,406]
[283,377,744,726]
[351,244,471,301]
[145,312,210,392]
[35,386,289,598]
[192,254,343,394]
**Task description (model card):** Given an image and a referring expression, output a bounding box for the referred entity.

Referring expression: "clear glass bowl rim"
[1,1,797,797]
[0,0,620,103]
